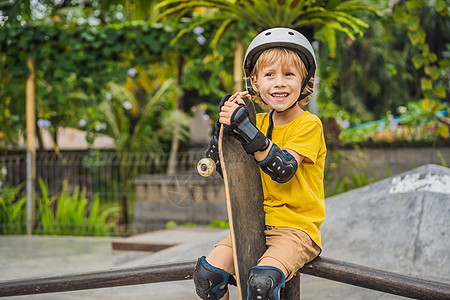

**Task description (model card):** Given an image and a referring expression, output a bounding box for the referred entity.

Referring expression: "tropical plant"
[99,0,158,21]
[338,99,449,145]
[94,66,191,223]
[37,178,119,236]
[156,0,378,52]
[0,182,26,234]
[392,0,448,104]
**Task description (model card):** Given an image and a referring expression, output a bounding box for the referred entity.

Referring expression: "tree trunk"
[233,38,243,93]
[167,54,184,175]
[167,129,179,175]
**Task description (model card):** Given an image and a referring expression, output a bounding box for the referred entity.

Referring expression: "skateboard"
[197,97,300,299]
[198,96,266,299]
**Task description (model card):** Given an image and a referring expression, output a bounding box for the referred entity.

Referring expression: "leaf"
[322,26,336,58]
[420,78,432,92]
[412,54,425,69]
[406,0,424,14]
[427,53,437,63]
[408,29,426,45]
[434,0,447,15]
[437,123,449,139]
[424,65,440,80]
[393,6,407,23]
[439,59,450,69]
[406,15,420,31]
[433,84,446,98]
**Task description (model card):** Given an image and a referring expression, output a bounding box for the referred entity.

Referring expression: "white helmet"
[243,27,316,100]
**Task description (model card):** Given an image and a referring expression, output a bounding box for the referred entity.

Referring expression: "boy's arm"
[254,147,304,167]
[219,94,300,183]
[204,94,233,178]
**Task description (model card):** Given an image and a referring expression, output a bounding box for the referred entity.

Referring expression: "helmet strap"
[245,77,257,96]
[266,109,275,140]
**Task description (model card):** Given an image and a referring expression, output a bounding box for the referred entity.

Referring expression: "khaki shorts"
[216,226,321,281]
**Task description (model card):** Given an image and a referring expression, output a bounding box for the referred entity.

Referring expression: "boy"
[194,28,327,300]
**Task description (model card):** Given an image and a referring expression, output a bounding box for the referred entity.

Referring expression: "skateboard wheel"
[197,158,216,177]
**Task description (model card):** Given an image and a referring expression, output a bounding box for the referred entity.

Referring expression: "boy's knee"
[193,256,236,299]
[247,266,285,300]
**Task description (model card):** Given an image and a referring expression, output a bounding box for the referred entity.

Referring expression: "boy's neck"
[272,106,305,126]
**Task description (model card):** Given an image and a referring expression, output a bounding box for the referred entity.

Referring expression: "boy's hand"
[219,91,250,126]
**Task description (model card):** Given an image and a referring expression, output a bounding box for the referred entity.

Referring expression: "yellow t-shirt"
[256,111,327,249]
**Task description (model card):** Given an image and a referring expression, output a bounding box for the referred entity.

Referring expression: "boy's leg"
[259,226,320,281]
[206,244,235,275]
[257,257,287,278]
[247,226,320,300]
[194,235,235,300]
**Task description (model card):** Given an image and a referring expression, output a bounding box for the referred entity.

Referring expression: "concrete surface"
[321,164,450,283]
[0,230,409,300]
[1,164,449,299]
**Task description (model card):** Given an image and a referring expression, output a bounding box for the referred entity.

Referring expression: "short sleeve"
[283,119,323,164]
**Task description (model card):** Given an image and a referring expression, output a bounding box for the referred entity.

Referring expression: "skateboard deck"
[218,97,266,299]
[197,97,301,299]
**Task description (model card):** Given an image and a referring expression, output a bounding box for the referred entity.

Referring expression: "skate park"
[1,2,450,299]
[1,164,449,299]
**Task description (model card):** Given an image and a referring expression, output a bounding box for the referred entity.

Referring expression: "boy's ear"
[250,77,259,94]
[244,76,258,96]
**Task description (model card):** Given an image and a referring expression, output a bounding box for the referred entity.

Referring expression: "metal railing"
[0,256,448,299]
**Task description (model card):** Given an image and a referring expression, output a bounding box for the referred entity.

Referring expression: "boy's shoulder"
[256,111,323,127]
[298,111,323,125]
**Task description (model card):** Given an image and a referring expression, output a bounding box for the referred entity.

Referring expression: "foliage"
[437,151,448,167]
[0,182,27,234]
[324,149,381,197]
[324,147,449,197]
[165,220,177,229]
[317,3,412,118]
[317,0,449,139]
[165,219,229,229]
[339,99,449,145]
[210,219,229,229]
[156,0,379,55]
[0,52,23,149]
[398,99,449,139]
[0,20,205,149]
[99,74,185,153]
[36,178,119,236]
[392,0,449,103]
[180,19,245,102]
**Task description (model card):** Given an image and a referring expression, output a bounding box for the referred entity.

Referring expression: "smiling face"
[251,48,307,112]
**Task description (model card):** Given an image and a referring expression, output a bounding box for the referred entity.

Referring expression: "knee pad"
[193,256,236,299]
[247,266,285,300]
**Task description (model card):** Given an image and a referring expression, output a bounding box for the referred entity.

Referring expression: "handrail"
[0,257,448,299]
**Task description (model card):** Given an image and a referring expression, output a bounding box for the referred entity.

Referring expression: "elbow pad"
[257,144,298,183]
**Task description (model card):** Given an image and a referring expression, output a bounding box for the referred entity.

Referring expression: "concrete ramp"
[321,164,450,283]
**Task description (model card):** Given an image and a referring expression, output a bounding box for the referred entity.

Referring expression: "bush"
[36,178,120,236]
[0,182,27,234]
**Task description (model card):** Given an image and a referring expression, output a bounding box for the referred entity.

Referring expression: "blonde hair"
[249,48,314,107]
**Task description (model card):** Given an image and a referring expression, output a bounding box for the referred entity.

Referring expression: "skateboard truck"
[197,158,216,177]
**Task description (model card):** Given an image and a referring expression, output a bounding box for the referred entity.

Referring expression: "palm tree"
[155,0,380,92]
[101,66,190,224]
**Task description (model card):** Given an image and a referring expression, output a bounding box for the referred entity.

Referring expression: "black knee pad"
[193,256,236,299]
[247,266,285,300]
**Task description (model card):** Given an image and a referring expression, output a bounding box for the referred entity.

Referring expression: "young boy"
[194,28,327,300]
